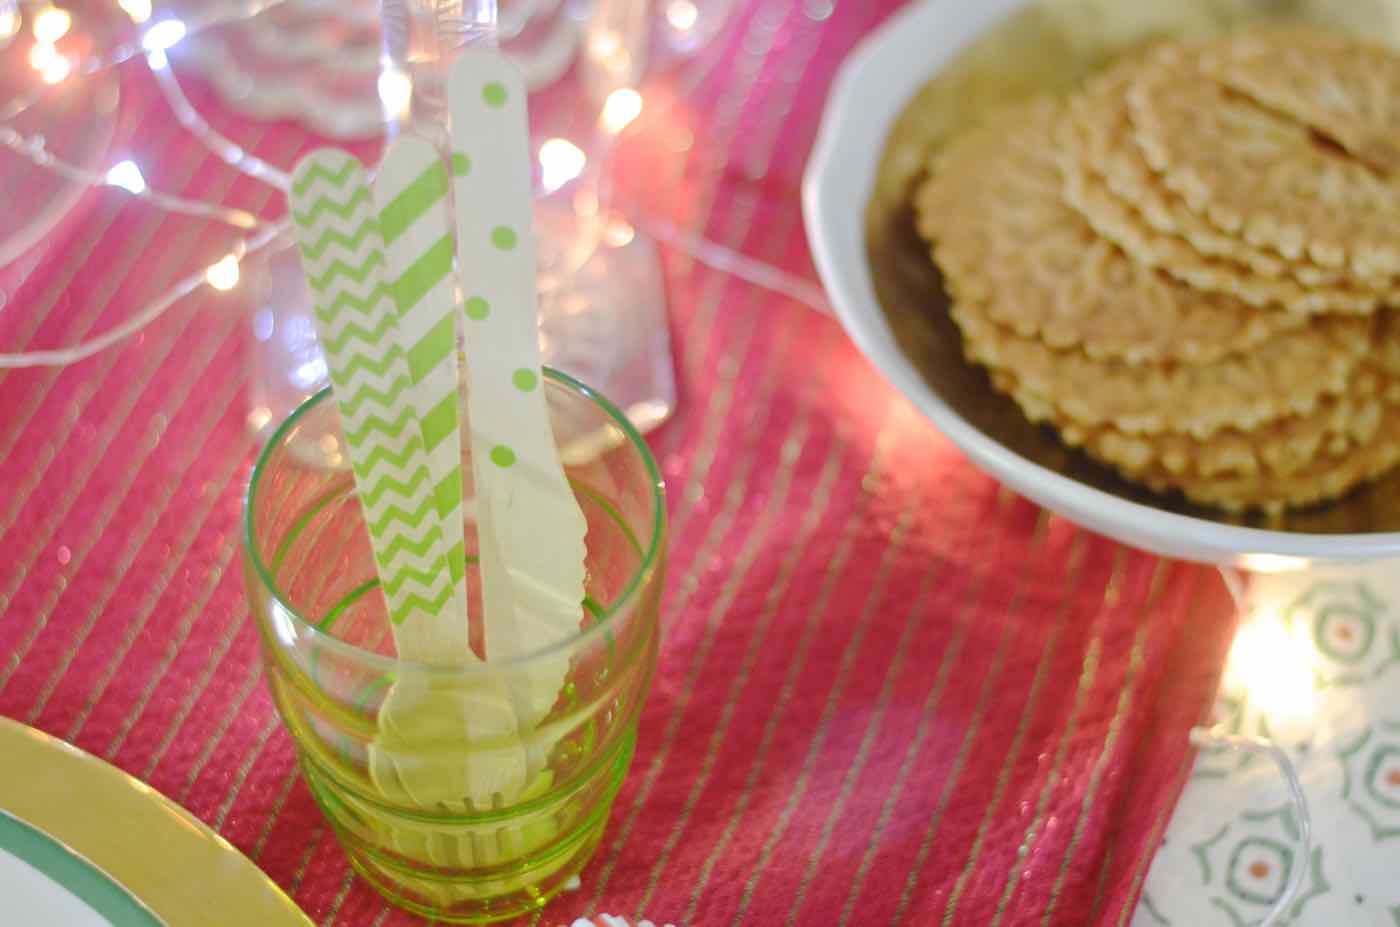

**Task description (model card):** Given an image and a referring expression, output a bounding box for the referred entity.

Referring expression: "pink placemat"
[0,3,1237,924]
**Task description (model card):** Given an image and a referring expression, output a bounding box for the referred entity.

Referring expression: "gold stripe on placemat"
[940,532,1093,925]
[63,494,242,741]
[176,651,267,801]
[680,436,847,924]
[885,509,1055,926]
[0,96,180,425]
[320,868,358,926]
[833,485,1015,927]
[779,528,953,927]
[641,411,896,912]
[1113,753,1197,927]
[632,410,816,913]
[587,9,853,910]
[586,335,817,912]
[1040,561,1175,926]
[286,828,330,900]
[987,549,1127,927]
[211,715,282,828]
[27,346,252,723]
[663,0,792,283]
[3,309,247,694]
[722,421,911,924]
[663,190,786,542]
[249,763,304,863]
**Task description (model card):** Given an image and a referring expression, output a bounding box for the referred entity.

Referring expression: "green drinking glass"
[242,369,666,924]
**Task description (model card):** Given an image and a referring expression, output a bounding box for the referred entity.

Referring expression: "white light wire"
[0,220,292,369]
[0,123,264,229]
[0,0,836,370]
[1187,725,1311,927]
[146,48,293,189]
[0,0,296,123]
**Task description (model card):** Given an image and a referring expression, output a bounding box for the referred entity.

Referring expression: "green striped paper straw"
[373,136,471,633]
[288,149,461,659]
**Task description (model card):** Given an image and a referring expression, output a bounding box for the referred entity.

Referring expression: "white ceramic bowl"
[802,0,1400,567]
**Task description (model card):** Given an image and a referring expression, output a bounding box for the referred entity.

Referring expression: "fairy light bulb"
[601,88,643,135]
[118,0,152,24]
[142,18,186,52]
[105,159,146,194]
[205,254,241,291]
[41,57,70,83]
[32,6,71,43]
[0,3,18,43]
[36,46,70,83]
[1223,609,1317,724]
[539,138,587,192]
[29,40,55,69]
[665,0,698,31]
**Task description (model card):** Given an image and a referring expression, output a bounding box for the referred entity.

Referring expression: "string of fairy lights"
[0,0,829,368]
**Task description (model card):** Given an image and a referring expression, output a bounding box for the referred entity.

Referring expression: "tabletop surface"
[0,2,1238,925]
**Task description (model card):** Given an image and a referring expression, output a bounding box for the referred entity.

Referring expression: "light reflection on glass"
[604,219,635,247]
[247,406,273,432]
[252,309,276,342]
[292,357,328,390]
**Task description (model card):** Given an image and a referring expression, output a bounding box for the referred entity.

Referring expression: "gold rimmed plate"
[0,718,313,926]
[804,0,1400,566]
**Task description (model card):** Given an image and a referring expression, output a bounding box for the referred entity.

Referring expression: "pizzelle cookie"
[1128,42,1400,278]
[1197,26,1400,174]
[1139,398,1400,514]
[1060,140,1382,314]
[1063,62,1399,305]
[951,301,1369,438]
[1067,369,1387,480]
[995,364,1385,478]
[915,97,1308,366]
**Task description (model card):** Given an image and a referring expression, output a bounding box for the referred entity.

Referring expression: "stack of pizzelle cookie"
[914,25,1400,513]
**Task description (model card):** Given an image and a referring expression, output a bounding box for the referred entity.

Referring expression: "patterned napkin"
[1135,560,1400,926]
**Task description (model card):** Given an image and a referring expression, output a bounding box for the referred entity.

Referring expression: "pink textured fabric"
[0,4,1236,925]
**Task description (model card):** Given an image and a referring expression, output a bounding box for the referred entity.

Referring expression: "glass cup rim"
[242,366,666,674]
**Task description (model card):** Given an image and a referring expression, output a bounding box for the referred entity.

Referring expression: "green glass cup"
[242,369,666,924]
